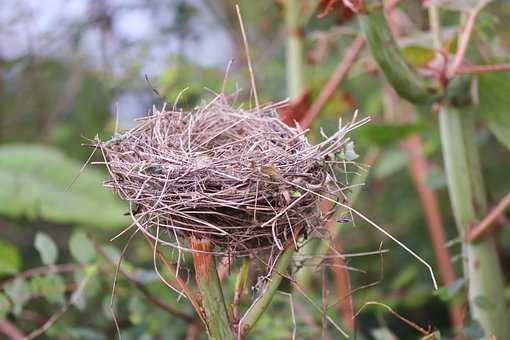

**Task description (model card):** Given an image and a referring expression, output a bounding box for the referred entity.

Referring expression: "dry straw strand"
[100,95,366,257]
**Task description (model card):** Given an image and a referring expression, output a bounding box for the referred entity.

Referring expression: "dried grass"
[100,93,368,256]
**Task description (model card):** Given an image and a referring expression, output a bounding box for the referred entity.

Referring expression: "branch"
[142,234,204,321]
[447,0,492,78]
[238,245,294,336]
[189,237,234,340]
[0,319,25,340]
[330,238,355,330]
[401,132,464,329]
[359,9,442,105]
[455,63,510,74]
[24,268,92,339]
[468,193,510,242]
[353,301,430,336]
[90,236,196,324]
[300,34,365,129]
[1,264,81,288]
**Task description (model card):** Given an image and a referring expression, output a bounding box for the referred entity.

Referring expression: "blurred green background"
[0,0,509,339]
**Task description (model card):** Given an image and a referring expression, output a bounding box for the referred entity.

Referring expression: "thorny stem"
[468,193,510,241]
[238,245,295,336]
[189,237,234,340]
[361,2,509,336]
[358,9,441,105]
[439,106,509,338]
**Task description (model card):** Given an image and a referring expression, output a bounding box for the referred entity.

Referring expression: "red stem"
[468,193,510,241]
[455,63,510,74]
[300,34,365,129]
[401,134,464,330]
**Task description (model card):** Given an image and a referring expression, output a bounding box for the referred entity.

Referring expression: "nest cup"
[101,95,364,255]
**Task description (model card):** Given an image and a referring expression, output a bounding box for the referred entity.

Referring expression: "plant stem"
[468,193,510,241]
[301,34,365,129]
[428,5,442,49]
[189,237,234,340]
[359,9,441,105]
[439,106,509,338]
[232,257,250,329]
[285,0,305,99]
[239,245,294,335]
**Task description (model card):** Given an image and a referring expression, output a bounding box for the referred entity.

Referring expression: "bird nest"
[100,95,367,256]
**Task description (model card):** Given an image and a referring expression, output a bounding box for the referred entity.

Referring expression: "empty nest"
[100,95,367,255]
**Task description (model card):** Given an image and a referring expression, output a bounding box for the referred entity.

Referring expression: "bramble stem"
[361,3,509,336]
[189,238,234,340]
[439,107,509,338]
[359,9,441,105]
[239,245,294,335]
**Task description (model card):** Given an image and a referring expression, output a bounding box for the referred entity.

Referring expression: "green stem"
[285,0,305,99]
[439,106,509,338]
[232,257,250,328]
[190,238,234,340]
[428,5,442,49]
[359,9,441,105]
[239,246,294,335]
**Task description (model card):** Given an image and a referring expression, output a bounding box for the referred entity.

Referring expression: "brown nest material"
[100,95,368,255]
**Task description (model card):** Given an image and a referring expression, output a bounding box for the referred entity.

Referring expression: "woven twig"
[100,94,367,256]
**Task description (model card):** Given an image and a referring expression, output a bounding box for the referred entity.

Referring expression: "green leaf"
[371,327,398,340]
[68,328,107,340]
[373,149,409,179]
[479,72,510,151]
[0,239,21,275]
[0,293,11,318]
[30,274,66,305]
[390,265,419,290]
[356,123,424,147]
[4,278,30,315]
[403,46,435,67]
[69,231,95,264]
[436,278,465,302]
[463,319,486,339]
[34,232,58,265]
[473,295,496,311]
[0,144,129,229]
[128,296,147,325]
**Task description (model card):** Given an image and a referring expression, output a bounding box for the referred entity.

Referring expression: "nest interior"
[101,95,365,255]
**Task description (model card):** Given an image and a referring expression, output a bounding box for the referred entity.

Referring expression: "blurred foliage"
[0,0,509,339]
[0,144,128,229]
